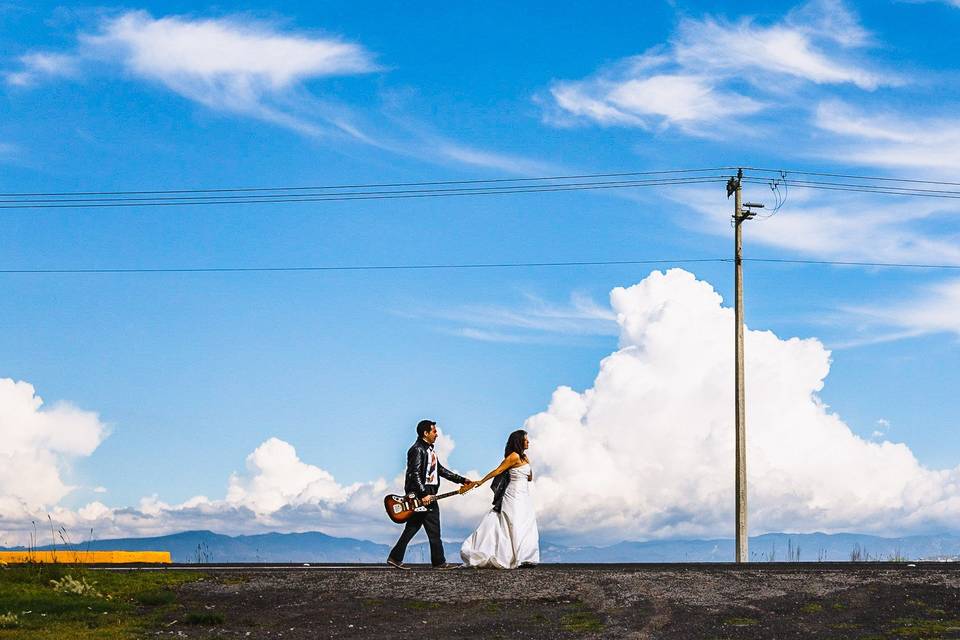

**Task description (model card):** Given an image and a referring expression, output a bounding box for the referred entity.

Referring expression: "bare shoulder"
[505,452,521,464]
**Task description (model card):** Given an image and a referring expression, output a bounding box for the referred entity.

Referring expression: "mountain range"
[9,530,960,563]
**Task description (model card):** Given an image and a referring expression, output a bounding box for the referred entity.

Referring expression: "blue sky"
[2,0,960,544]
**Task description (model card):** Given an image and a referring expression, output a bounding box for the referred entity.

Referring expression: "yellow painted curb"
[0,551,171,564]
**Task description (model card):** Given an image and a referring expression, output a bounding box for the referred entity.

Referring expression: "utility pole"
[727,169,762,564]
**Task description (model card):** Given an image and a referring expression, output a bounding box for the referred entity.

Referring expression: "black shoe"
[387,558,410,570]
[433,562,460,570]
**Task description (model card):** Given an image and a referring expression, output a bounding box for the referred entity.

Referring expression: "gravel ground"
[151,564,960,639]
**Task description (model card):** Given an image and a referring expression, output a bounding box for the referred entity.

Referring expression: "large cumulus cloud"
[0,379,107,520]
[527,269,960,543]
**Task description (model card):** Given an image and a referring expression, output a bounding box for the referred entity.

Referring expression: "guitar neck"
[435,489,460,500]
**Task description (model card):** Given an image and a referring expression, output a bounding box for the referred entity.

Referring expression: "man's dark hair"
[416,419,437,439]
[504,429,528,462]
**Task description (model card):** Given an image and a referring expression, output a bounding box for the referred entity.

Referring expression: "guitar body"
[384,489,461,523]
[384,493,428,523]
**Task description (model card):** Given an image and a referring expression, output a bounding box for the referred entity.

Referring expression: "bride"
[460,429,539,568]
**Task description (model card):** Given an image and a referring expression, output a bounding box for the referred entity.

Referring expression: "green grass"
[560,610,603,633]
[183,611,225,625]
[133,590,176,606]
[830,622,860,630]
[560,604,604,633]
[405,600,440,610]
[800,603,823,614]
[889,617,960,638]
[723,617,759,626]
[0,564,203,639]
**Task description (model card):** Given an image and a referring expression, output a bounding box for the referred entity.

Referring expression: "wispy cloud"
[92,11,377,138]
[815,100,960,173]
[906,1,960,8]
[5,52,78,86]
[847,277,960,340]
[673,0,883,87]
[6,9,556,177]
[676,183,960,265]
[409,291,617,344]
[544,0,895,135]
[5,11,378,140]
[434,143,559,176]
[450,328,557,344]
[549,68,763,134]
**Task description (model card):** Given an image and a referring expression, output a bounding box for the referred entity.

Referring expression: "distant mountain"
[8,530,959,563]
[541,532,960,563]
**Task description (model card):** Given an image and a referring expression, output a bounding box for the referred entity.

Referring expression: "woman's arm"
[476,452,521,485]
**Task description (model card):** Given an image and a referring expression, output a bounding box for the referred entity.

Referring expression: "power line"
[741,177,960,199]
[0,258,729,274]
[0,168,733,198]
[745,167,960,188]
[2,257,959,275]
[766,178,960,196]
[3,165,959,211]
[744,257,960,269]
[0,176,728,210]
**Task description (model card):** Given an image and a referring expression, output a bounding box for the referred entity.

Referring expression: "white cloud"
[849,277,960,339]
[453,328,554,344]
[546,0,892,134]
[525,269,960,541]
[6,10,553,176]
[674,1,883,88]
[676,182,960,265]
[5,11,377,139]
[86,12,375,89]
[81,11,376,136]
[225,437,350,515]
[0,379,107,513]
[4,52,78,86]
[815,101,960,173]
[547,61,764,135]
[418,291,617,344]
[872,418,891,440]
[434,143,558,176]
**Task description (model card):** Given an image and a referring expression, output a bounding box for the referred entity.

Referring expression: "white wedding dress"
[460,463,539,568]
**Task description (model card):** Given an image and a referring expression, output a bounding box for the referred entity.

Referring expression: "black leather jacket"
[404,439,467,498]
[490,471,510,513]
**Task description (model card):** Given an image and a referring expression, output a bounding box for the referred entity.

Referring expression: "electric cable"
[3,257,960,275]
[0,176,729,210]
[0,168,733,198]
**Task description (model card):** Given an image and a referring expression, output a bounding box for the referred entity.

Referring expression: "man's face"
[423,425,438,444]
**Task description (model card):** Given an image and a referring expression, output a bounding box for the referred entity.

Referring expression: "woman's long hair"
[504,429,528,462]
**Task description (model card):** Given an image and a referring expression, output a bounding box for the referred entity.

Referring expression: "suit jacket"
[404,438,467,498]
[490,470,510,513]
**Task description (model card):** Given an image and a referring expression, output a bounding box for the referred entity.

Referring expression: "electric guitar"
[384,486,469,524]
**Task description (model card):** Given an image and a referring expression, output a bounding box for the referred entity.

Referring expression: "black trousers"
[388,505,445,566]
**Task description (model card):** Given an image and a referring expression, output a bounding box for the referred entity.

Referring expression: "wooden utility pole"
[727,168,760,564]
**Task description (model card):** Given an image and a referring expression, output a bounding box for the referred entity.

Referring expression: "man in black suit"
[387,419,475,569]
